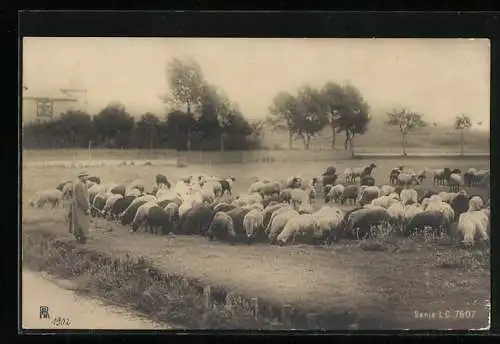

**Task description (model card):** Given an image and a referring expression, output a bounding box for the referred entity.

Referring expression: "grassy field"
[261,124,489,152]
[21,157,491,329]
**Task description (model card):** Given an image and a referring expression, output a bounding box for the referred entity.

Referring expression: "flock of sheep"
[28,162,490,248]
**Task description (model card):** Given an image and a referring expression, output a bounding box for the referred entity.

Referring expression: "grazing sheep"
[438,192,458,204]
[131,202,157,232]
[344,207,391,240]
[356,186,380,206]
[448,173,462,192]
[450,190,469,220]
[87,176,101,184]
[109,195,136,220]
[341,185,360,205]
[243,209,264,242]
[379,185,395,197]
[313,206,344,243]
[267,209,300,243]
[180,203,215,236]
[56,180,72,192]
[457,209,489,246]
[371,196,399,209]
[120,200,148,226]
[30,189,63,208]
[397,173,420,186]
[110,184,127,196]
[219,176,235,196]
[146,206,170,235]
[403,204,423,228]
[324,184,344,204]
[262,203,291,228]
[259,181,281,197]
[387,201,405,232]
[276,214,317,246]
[322,174,338,188]
[405,211,447,236]
[164,202,180,233]
[213,202,237,214]
[360,175,375,187]
[102,194,123,217]
[432,169,446,186]
[400,188,418,206]
[206,211,236,241]
[468,196,484,212]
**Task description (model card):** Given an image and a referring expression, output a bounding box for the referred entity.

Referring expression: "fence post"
[203,285,212,309]
[251,297,259,322]
[225,292,235,313]
[281,304,292,328]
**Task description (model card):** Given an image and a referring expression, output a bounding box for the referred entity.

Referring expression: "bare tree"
[454,114,472,156]
[386,108,427,156]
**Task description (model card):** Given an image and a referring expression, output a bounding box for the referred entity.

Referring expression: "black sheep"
[405,211,446,236]
[180,204,215,236]
[120,200,147,226]
[360,175,375,186]
[450,193,470,221]
[146,206,170,234]
[109,195,136,220]
[90,195,106,218]
[322,174,338,187]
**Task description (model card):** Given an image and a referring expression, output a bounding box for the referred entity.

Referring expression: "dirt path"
[23,217,490,329]
[22,269,171,330]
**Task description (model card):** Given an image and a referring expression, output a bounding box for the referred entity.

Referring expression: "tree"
[386,107,427,156]
[164,110,195,150]
[321,82,346,149]
[294,85,329,150]
[163,57,206,151]
[93,102,135,148]
[136,113,161,151]
[57,110,94,148]
[268,92,299,149]
[454,114,472,155]
[334,84,371,157]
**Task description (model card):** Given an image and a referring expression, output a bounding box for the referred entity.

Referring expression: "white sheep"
[276,213,317,245]
[267,209,300,241]
[130,202,157,232]
[371,196,398,209]
[468,196,484,212]
[403,204,423,226]
[326,184,345,203]
[243,209,264,239]
[379,185,395,197]
[438,192,457,204]
[387,201,405,231]
[102,194,123,216]
[125,188,142,197]
[448,173,462,192]
[457,210,489,246]
[400,188,418,206]
[30,189,63,208]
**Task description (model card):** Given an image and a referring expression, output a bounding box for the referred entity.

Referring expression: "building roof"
[23,88,78,101]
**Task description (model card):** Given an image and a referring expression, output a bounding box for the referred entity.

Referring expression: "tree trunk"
[402,133,407,156]
[331,123,337,150]
[288,131,293,150]
[220,133,225,152]
[349,136,355,158]
[460,130,464,156]
[344,132,350,150]
[305,135,311,150]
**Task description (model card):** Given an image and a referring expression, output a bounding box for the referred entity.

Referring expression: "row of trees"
[23,58,264,151]
[267,82,371,152]
[268,81,477,156]
[22,56,478,154]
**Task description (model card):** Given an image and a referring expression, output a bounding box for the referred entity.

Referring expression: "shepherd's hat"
[78,171,89,178]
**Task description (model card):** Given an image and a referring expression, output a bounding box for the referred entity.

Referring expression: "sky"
[22,37,490,129]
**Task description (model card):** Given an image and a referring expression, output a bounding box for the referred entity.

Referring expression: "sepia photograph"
[21,37,490,331]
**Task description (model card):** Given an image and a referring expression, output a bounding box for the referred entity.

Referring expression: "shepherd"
[68,171,91,244]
